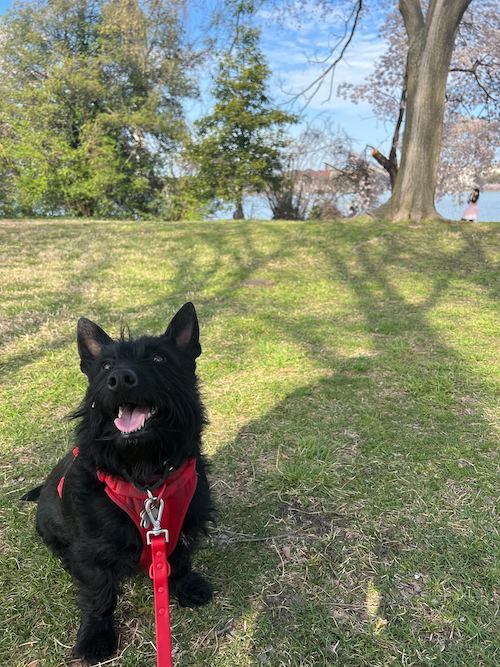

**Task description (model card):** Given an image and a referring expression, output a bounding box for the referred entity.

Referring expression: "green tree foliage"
[189,3,295,219]
[0,0,195,217]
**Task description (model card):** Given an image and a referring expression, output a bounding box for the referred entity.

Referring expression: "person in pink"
[461,187,480,222]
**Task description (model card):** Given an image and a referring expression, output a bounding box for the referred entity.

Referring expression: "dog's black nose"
[107,369,138,391]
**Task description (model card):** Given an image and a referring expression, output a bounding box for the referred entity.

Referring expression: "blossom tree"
[265,123,387,219]
[339,1,499,203]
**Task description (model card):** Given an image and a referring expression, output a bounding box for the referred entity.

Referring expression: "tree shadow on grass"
[176,222,499,665]
[197,383,496,664]
[0,221,293,378]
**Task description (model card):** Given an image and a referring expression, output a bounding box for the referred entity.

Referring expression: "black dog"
[23,302,214,664]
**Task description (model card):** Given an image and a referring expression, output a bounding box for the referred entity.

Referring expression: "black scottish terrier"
[23,302,214,664]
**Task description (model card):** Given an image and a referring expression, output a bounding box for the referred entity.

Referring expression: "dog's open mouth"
[114,405,157,435]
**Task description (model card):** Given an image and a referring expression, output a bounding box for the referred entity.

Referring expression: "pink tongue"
[114,406,149,434]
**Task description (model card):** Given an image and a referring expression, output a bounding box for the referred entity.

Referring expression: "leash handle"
[150,533,172,667]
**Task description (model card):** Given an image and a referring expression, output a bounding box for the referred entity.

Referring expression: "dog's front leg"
[169,538,213,608]
[71,557,120,663]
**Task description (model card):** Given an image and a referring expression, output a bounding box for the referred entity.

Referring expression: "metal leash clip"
[142,490,169,544]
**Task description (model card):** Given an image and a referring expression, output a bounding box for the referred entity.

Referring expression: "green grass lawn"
[0,218,498,667]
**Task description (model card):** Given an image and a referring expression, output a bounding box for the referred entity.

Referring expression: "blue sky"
[0,0,394,155]
[257,3,391,152]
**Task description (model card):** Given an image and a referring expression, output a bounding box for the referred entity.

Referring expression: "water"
[215,191,500,222]
[437,191,499,222]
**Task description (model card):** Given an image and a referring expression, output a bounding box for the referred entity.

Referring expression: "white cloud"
[263,32,386,114]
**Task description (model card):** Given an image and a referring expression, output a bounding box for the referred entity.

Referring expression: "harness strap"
[57,447,79,497]
[149,534,173,667]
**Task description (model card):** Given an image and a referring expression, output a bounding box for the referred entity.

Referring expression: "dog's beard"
[86,413,175,483]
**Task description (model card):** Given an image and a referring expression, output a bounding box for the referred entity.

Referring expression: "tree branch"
[389,81,407,164]
[369,148,392,172]
[398,0,424,39]
[293,0,363,110]
[449,62,498,103]
[367,80,405,192]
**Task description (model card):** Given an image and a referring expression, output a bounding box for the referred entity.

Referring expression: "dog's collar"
[119,462,179,493]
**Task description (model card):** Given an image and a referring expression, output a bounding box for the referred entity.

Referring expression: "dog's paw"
[74,619,117,664]
[171,570,213,608]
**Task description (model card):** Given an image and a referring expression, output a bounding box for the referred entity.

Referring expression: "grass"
[0,217,498,667]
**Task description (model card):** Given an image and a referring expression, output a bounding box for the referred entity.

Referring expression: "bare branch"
[449,62,498,103]
[389,81,406,164]
[293,1,363,111]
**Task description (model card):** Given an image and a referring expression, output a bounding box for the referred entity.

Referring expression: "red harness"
[57,449,198,666]
[96,458,197,570]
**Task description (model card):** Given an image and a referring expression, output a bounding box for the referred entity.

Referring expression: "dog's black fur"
[23,302,214,664]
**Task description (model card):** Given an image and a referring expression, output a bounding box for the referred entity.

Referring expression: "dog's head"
[75,302,204,475]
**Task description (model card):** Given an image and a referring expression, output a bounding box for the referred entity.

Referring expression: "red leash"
[144,495,173,667]
[149,534,172,667]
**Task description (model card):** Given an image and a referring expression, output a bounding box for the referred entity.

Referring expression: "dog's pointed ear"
[77,318,113,374]
[164,302,201,358]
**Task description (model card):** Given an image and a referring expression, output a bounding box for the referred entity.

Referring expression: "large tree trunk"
[380,0,471,222]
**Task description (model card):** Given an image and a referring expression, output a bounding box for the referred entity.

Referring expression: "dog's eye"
[102,361,113,371]
[152,354,164,363]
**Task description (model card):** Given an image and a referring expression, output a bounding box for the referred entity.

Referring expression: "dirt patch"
[240,279,275,288]
[274,498,348,536]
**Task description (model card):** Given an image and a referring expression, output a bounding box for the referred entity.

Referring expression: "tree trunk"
[380,0,471,222]
[233,193,245,219]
